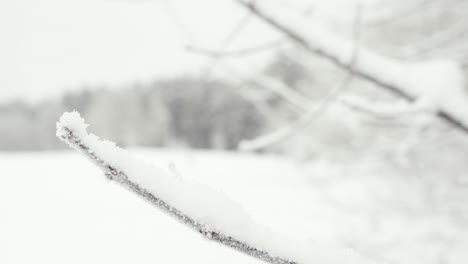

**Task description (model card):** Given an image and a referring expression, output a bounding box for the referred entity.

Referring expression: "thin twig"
[220,62,313,112]
[186,38,289,58]
[199,10,253,79]
[160,0,196,44]
[189,50,313,113]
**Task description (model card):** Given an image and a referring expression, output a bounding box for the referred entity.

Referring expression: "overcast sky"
[0,0,365,104]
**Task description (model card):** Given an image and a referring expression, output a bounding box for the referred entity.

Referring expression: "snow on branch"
[340,95,437,119]
[56,111,378,264]
[236,0,468,136]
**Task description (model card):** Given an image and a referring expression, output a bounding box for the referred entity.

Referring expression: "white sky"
[0,0,364,103]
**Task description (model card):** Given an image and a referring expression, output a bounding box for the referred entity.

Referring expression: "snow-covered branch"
[56,111,378,264]
[236,0,468,136]
[56,112,295,264]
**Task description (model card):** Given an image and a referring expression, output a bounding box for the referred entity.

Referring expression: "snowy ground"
[2,149,468,264]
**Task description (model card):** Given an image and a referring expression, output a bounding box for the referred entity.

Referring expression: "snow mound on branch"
[402,60,468,125]
[57,111,252,238]
[56,111,89,139]
[56,111,378,264]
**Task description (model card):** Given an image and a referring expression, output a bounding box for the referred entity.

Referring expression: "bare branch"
[199,10,253,79]
[238,74,352,151]
[207,59,313,113]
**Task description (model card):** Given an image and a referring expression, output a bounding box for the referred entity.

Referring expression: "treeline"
[0,77,265,151]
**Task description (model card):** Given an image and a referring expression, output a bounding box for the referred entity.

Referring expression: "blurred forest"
[0,78,265,150]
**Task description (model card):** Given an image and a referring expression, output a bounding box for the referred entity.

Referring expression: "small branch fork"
[58,126,296,264]
[238,4,362,151]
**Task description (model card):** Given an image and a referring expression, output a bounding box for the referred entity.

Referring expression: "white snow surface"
[54,111,375,264]
[2,147,468,264]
